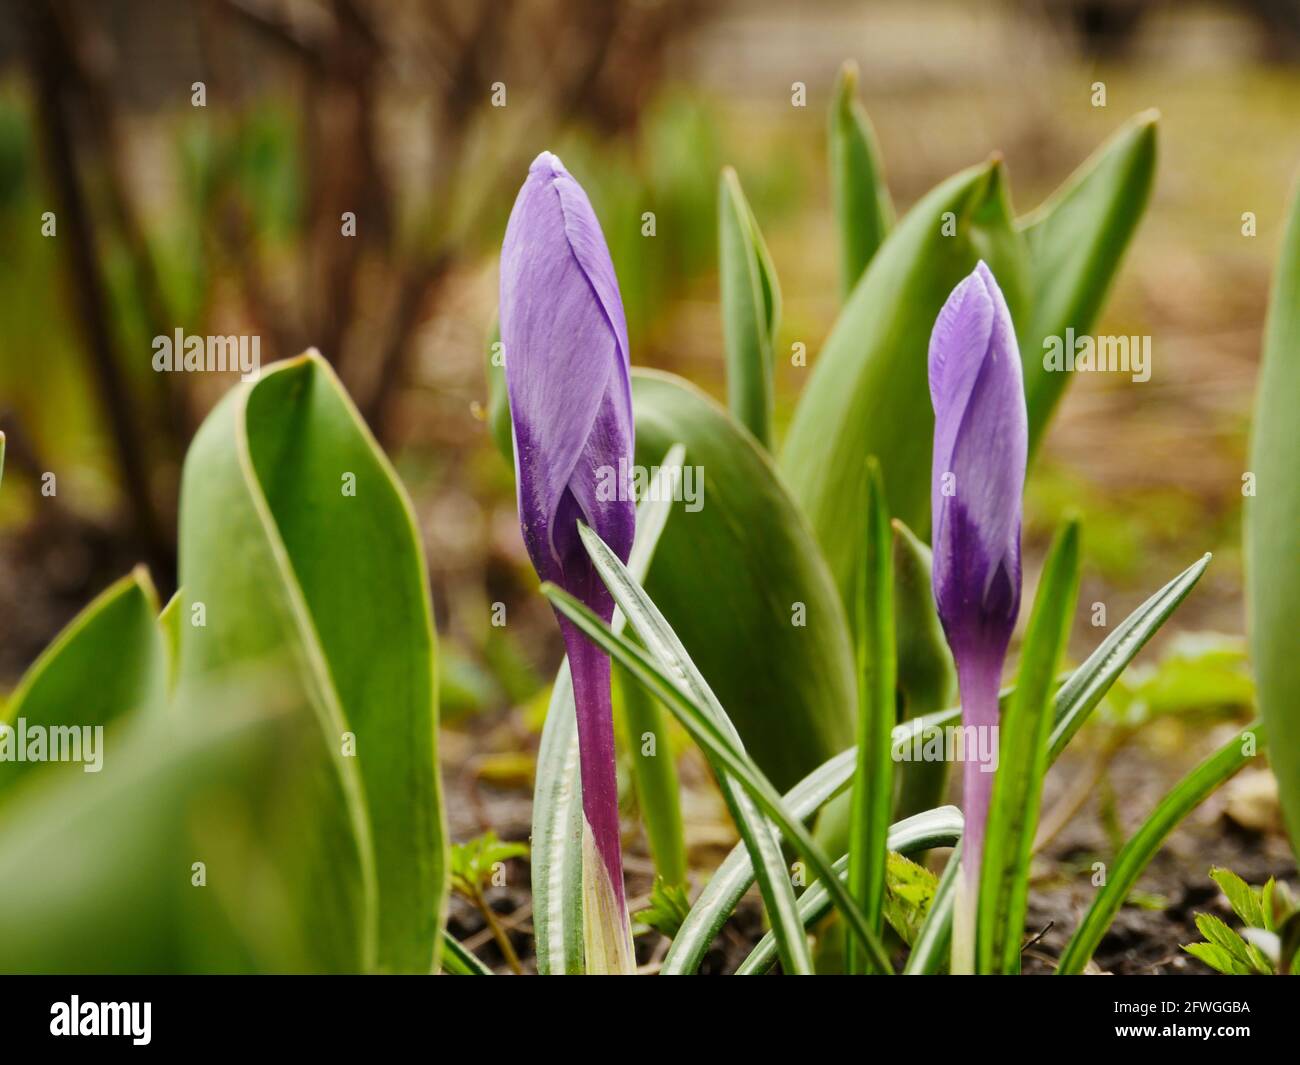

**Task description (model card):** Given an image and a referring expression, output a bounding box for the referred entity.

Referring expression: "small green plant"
[450,832,529,975]
[634,877,692,940]
[1182,867,1299,975]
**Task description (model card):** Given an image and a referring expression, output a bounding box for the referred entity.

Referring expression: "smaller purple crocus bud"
[927,261,1027,907]
[500,151,636,972]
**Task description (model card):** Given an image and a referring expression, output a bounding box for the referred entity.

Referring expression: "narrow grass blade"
[718,168,779,448]
[914,552,1208,973]
[847,458,896,973]
[892,518,957,818]
[738,807,962,975]
[977,520,1081,974]
[1048,552,1211,758]
[617,664,687,888]
[440,931,493,975]
[579,520,812,973]
[530,445,684,975]
[829,60,893,297]
[1246,178,1300,862]
[1055,723,1265,974]
[615,443,689,888]
[903,841,962,975]
[531,662,586,975]
[661,553,1212,974]
[663,748,856,974]
[554,526,894,971]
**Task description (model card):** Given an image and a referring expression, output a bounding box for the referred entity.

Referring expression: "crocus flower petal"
[927,261,1027,904]
[500,152,636,962]
[928,260,1026,661]
[501,151,635,585]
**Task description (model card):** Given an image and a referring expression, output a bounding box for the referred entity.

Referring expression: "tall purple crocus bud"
[501,151,636,972]
[927,261,1027,907]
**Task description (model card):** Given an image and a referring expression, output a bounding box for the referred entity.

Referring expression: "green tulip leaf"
[782,158,1028,611]
[0,567,166,799]
[718,167,780,448]
[634,368,856,791]
[1018,111,1157,452]
[175,351,446,973]
[829,59,893,297]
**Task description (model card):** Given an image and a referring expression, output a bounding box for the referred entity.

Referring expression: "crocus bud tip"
[529,150,565,178]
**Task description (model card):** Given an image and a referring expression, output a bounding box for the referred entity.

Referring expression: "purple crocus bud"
[500,151,636,971]
[927,261,1027,902]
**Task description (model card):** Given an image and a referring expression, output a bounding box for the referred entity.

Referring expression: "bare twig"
[24,0,173,579]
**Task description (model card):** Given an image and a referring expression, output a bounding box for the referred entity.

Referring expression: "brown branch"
[56,5,196,449]
[361,253,452,441]
[24,0,173,580]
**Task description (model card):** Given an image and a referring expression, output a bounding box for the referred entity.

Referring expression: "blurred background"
[0,0,1295,970]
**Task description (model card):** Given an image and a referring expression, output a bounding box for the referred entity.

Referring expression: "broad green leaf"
[176,351,445,973]
[0,567,166,798]
[1019,111,1157,452]
[847,457,896,974]
[0,693,319,973]
[829,59,893,297]
[718,167,780,448]
[1246,178,1300,864]
[634,369,855,790]
[530,447,682,975]
[551,527,893,971]
[891,517,956,818]
[978,520,1080,974]
[737,807,962,975]
[1056,722,1264,974]
[782,158,1027,611]
[440,931,493,975]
